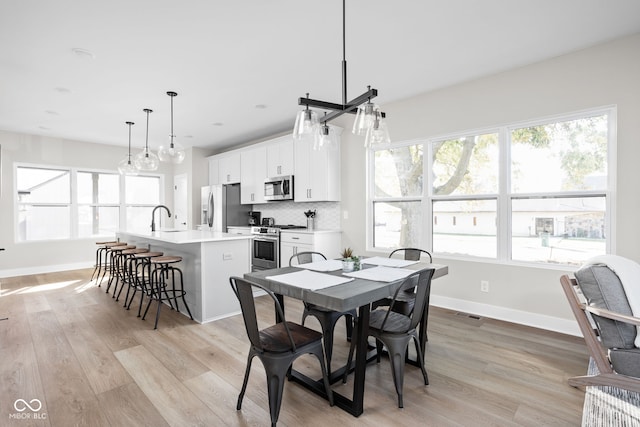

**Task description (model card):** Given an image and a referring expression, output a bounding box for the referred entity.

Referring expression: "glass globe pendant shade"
[158,142,186,164]
[118,157,138,175]
[118,121,138,175]
[158,91,185,164]
[134,108,159,171]
[364,112,391,148]
[352,101,379,136]
[134,148,160,171]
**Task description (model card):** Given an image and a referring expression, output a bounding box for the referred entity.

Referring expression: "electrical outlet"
[480,280,489,292]
[343,210,349,219]
[223,253,233,260]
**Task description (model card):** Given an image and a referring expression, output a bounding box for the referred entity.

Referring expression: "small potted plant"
[341,247,356,272]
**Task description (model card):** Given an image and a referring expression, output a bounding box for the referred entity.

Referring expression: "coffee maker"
[248,211,261,226]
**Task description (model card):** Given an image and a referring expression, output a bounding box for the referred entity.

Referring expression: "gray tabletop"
[244,262,448,312]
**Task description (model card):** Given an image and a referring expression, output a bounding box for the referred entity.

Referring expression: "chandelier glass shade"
[158,91,186,164]
[118,121,138,175]
[134,108,159,171]
[364,110,391,148]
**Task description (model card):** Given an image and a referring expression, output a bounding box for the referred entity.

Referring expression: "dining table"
[244,258,448,417]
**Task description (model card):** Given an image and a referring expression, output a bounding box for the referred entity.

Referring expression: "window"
[125,175,161,231]
[16,164,162,242]
[17,166,71,240]
[369,107,613,266]
[371,144,423,248]
[77,171,120,238]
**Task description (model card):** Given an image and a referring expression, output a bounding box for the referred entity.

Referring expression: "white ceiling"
[1,0,640,153]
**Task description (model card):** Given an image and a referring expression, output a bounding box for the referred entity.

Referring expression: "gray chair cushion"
[574,264,636,350]
[609,348,640,377]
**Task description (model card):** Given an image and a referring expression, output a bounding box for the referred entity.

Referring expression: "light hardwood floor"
[0,269,589,426]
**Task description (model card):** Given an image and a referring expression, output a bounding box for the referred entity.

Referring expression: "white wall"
[0,132,175,276]
[339,33,640,334]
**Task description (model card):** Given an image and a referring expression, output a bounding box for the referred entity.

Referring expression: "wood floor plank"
[28,310,110,426]
[77,301,141,352]
[55,306,133,395]
[184,370,271,427]
[131,328,210,382]
[0,341,51,427]
[97,382,170,427]
[115,345,223,426]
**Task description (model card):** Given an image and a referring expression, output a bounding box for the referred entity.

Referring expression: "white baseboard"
[0,262,93,279]
[430,295,582,337]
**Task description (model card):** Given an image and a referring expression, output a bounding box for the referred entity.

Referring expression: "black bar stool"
[93,241,121,287]
[126,251,164,315]
[114,248,150,302]
[105,244,135,295]
[142,256,193,329]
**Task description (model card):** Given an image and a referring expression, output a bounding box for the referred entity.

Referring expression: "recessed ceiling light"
[184,135,193,139]
[255,104,267,109]
[72,47,95,59]
[38,126,51,130]
[45,110,59,115]
[212,122,224,126]
[54,87,72,94]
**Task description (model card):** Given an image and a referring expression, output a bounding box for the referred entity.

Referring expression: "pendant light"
[134,108,159,171]
[293,0,389,147]
[117,121,138,175]
[158,91,185,164]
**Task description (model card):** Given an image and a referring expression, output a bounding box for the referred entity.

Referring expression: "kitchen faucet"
[151,205,172,232]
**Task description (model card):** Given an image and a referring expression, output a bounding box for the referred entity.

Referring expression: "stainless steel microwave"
[264,175,294,201]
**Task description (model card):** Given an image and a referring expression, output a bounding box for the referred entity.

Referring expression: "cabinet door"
[280,241,313,266]
[293,137,341,202]
[240,147,267,204]
[208,157,220,185]
[219,153,241,184]
[267,136,294,177]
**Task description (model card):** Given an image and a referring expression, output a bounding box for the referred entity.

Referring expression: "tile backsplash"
[253,201,341,230]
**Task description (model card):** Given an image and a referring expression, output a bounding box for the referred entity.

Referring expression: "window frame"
[14,162,164,243]
[367,106,616,268]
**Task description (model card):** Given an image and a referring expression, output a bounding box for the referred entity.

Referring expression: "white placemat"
[266,269,354,290]
[343,266,416,282]
[361,256,420,268]
[296,259,344,272]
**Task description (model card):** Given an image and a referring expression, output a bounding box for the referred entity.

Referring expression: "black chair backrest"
[289,251,327,266]
[229,276,297,352]
[389,248,432,263]
[382,268,435,331]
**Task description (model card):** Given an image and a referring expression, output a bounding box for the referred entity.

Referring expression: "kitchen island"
[117,230,252,324]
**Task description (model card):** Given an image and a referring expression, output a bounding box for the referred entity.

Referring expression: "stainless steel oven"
[251,228,279,271]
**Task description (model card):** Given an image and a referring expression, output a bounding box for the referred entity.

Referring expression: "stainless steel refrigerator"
[200,183,248,232]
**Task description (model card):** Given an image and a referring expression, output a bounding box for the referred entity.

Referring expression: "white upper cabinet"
[240,146,267,204]
[208,157,220,185]
[266,135,294,177]
[294,129,341,202]
[218,152,241,184]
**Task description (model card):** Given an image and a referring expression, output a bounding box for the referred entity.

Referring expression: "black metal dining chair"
[371,248,433,339]
[230,276,333,427]
[343,268,435,408]
[290,251,357,376]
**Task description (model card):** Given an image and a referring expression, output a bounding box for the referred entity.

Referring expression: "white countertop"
[118,229,254,244]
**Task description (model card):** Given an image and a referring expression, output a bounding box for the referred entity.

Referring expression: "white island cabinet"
[117,230,252,324]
